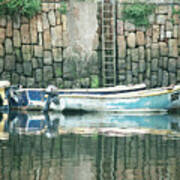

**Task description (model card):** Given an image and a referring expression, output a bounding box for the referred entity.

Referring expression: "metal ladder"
[101,0,117,87]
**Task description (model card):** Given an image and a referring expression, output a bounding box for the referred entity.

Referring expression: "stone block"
[48,10,56,26]
[139,60,146,73]
[151,73,158,87]
[56,78,63,88]
[152,25,159,43]
[169,73,176,85]
[51,26,63,47]
[177,70,180,81]
[168,39,178,57]
[42,13,49,30]
[127,33,136,48]
[1,72,11,81]
[13,15,20,29]
[54,63,62,77]
[5,39,13,54]
[156,15,166,25]
[117,36,126,58]
[166,31,172,38]
[158,6,168,14]
[151,59,158,72]
[126,71,132,84]
[151,43,159,58]
[35,69,43,82]
[158,69,163,86]
[20,76,26,87]
[22,45,32,61]
[56,10,61,25]
[117,20,123,35]
[168,58,176,73]
[37,15,43,32]
[124,21,135,32]
[173,25,178,38]
[177,58,180,68]
[23,62,32,76]
[44,51,52,65]
[43,66,53,81]
[63,81,73,88]
[16,63,23,74]
[159,42,168,57]
[146,36,151,48]
[138,46,144,60]
[146,48,151,62]
[34,46,43,58]
[90,75,99,88]
[4,55,15,71]
[39,33,43,46]
[15,48,22,62]
[12,73,20,85]
[80,78,90,88]
[160,25,165,41]
[136,31,145,46]
[132,63,138,77]
[0,17,6,27]
[52,48,62,62]
[0,44,4,57]
[13,30,21,47]
[0,58,3,73]
[30,16,38,44]
[43,29,51,49]
[166,21,173,31]
[131,48,139,62]
[163,57,168,70]
[87,52,98,75]
[6,16,12,37]
[21,24,30,44]
[26,78,34,88]
[0,28,5,43]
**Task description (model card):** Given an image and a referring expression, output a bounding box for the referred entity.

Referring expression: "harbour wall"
[0,0,179,88]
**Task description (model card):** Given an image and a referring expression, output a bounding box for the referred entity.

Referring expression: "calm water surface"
[0,112,180,180]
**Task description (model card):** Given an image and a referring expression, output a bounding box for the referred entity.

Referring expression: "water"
[0,112,180,180]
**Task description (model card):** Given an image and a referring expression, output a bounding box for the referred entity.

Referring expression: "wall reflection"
[0,112,179,180]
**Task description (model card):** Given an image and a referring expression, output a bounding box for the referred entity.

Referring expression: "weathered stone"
[63,57,77,80]
[13,30,21,47]
[43,29,51,49]
[156,15,166,25]
[138,46,144,60]
[52,48,62,62]
[151,59,158,72]
[148,14,155,24]
[42,3,50,12]
[51,26,63,47]
[13,15,20,29]
[146,36,151,48]
[54,63,62,77]
[117,20,123,35]
[173,14,179,25]
[166,21,173,31]
[158,6,168,14]
[0,28,5,43]
[80,78,90,88]
[56,78,63,88]
[62,15,67,32]
[136,31,145,46]
[63,81,73,88]
[0,58,3,73]
[159,57,163,68]
[163,57,168,70]
[21,16,29,24]
[160,25,165,41]
[159,42,168,56]
[43,66,53,81]
[32,58,39,69]
[44,51,52,65]
[168,39,178,57]
[177,58,180,68]
[22,45,32,61]
[87,52,98,75]
[139,60,146,73]
[21,24,30,44]
[39,33,43,46]
[151,43,159,58]
[131,48,139,62]
[0,44,4,57]
[35,69,43,82]
[127,33,136,48]
[23,62,32,76]
[169,73,176,85]
[56,10,61,25]
[146,48,151,62]
[146,63,151,79]
[132,63,138,77]
[90,75,99,88]
[30,16,38,44]
[152,25,159,43]
[48,10,56,26]
[6,16,12,37]
[117,36,126,58]
[1,72,11,81]
[37,15,43,32]
[12,73,20,85]
[118,59,126,70]
[15,48,22,62]
[26,78,34,88]
[20,76,26,87]
[177,70,180,81]
[124,21,135,31]
[126,71,133,84]
[119,74,126,81]
[4,55,15,71]
[34,46,43,58]
[138,73,143,83]
[16,63,23,74]
[5,39,13,54]
[166,31,172,38]
[168,58,176,73]
[158,69,163,86]
[42,13,49,30]
[0,17,6,27]
[126,55,131,70]
[173,25,178,38]
[151,73,158,87]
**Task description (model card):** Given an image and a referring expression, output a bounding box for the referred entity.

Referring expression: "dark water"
[0,112,180,180]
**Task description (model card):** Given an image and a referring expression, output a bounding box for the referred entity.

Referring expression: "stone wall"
[0,0,99,88]
[116,0,180,87]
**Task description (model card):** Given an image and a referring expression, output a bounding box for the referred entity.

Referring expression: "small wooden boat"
[0,81,180,112]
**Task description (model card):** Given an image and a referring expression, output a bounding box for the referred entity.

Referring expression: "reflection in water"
[0,112,180,179]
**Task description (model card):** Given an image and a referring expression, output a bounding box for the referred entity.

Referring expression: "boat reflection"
[1,111,180,137]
